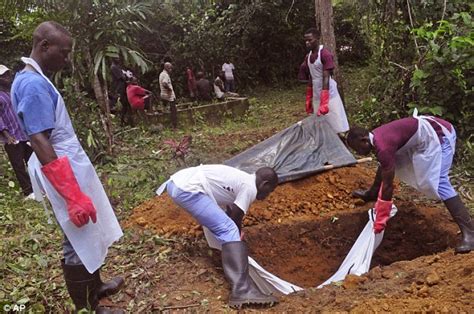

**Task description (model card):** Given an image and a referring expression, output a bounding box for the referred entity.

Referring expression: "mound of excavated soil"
[124,164,378,236]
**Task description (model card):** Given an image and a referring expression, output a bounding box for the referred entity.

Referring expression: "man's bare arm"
[30,131,57,165]
[226,204,245,232]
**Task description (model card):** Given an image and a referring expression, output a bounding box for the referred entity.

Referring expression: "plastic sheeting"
[225,115,356,183]
[318,205,398,288]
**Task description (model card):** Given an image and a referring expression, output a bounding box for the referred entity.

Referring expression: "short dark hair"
[346,126,369,147]
[304,27,319,37]
[33,21,71,46]
[196,71,204,79]
[256,167,278,185]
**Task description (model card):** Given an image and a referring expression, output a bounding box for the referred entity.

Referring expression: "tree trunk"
[315,0,345,103]
[92,74,114,153]
[85,49,114,154]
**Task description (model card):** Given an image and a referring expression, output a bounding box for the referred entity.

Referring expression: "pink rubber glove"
[305,85,313,114]
[42,157,97,227]
[373,198,392,233]
[317,89,329,116]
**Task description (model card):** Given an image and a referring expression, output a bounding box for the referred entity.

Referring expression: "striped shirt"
[0,91,28,144]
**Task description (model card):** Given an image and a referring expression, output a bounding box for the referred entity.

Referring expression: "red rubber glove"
[42,156,97,228]
[305,85,313,114]
[317,89,329,116]
[373,198,392,233]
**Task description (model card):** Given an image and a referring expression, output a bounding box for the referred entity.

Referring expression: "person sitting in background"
[214,71,239,100]
[0,65,34,199]
[126,77,152,111]
[195,71,212,101]
[214,71,226,100]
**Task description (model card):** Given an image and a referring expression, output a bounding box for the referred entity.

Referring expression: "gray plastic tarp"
[225,115,356,183]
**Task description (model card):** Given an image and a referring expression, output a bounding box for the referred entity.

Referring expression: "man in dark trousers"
[347,113,473,253]
[0,65,34,199]
[110,58,132,125]
[11,21,124,313]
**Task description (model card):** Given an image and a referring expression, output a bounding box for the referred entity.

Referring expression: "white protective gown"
[19,57,123,274]
[308,45,349,133]
[394,110,455,199]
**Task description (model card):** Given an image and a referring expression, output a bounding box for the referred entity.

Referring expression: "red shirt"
[126,84,147,110]
[373,117,453,172]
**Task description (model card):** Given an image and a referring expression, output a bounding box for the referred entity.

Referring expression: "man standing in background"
[186,66,197,99]
[110,58,132,125]
[299,28,349,134]
[159,62,177,128]
[222,60,236,92]
[0,65,34,199]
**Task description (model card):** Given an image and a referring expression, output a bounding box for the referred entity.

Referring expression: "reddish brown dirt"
[121,163,473,312]
[124,164,379,236]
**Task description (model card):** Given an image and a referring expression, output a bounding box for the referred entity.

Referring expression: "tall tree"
[315,0,343,96]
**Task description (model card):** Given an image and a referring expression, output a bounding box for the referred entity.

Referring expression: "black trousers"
[4,141,33,196]
[119,88,133,125]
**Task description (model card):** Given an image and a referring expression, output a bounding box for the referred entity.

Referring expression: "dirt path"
[120,163,473,312]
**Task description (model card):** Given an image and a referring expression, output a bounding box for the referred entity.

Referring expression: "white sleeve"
[222,64,226,71]
[233,184,256,213]
[231,64,235,70]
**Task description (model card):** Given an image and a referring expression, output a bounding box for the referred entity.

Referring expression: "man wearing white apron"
[11,22,124,313]
[156,165,279,309]
[346,114,473,253]
[299,28,349,134]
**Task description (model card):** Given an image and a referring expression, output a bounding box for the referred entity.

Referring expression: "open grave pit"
[245,201,458,288]
[126,164,459,289]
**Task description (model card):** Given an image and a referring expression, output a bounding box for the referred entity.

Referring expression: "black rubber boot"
[61,260,123,313]
[222,241,278,309]
[444,195,474,254]
[96,270,125,300]
[353,165,382,202]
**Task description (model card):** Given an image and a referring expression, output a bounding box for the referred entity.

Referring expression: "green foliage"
[350,2,472,142]
[333,1,372,65]
[65,0,153,83]
[141,1,314,91]
[409,13,473,132]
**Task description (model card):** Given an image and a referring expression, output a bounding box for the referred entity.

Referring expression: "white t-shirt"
[159,70,176,101]
[170,165,257,213]
[222,63,235,80]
